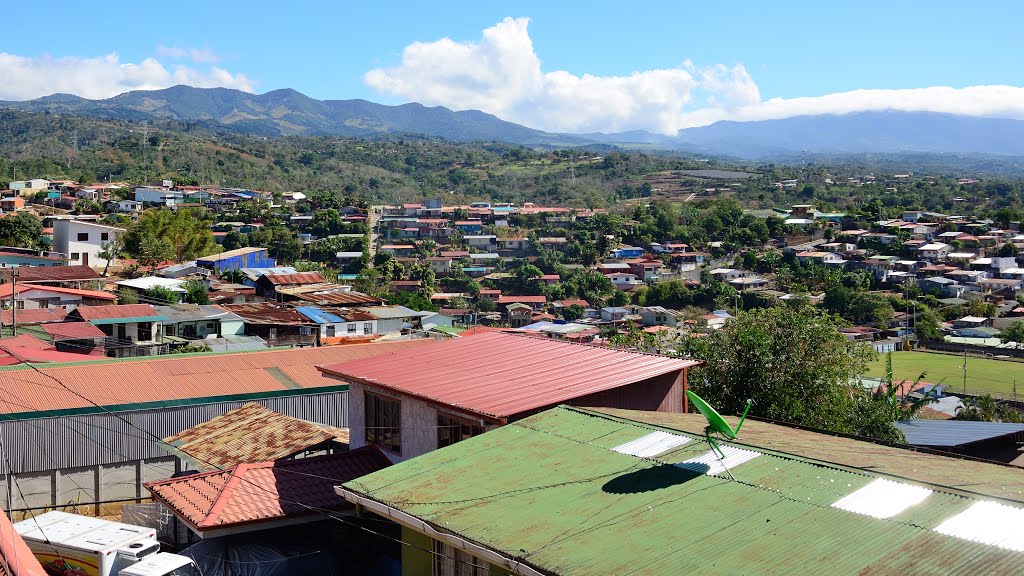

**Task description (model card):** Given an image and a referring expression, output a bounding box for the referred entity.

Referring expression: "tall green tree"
[123,208,219,262]
[679,306,880,436]
[0,212,42,248]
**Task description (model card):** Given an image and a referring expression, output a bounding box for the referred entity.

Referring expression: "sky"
[2,1,1024,135]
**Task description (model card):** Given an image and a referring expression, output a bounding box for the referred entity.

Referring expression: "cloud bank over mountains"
[365,17,1024,134]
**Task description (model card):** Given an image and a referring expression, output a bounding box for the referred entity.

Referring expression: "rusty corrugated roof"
[72,303,158,321]
[0,307,68,325]
[164,403,349,469]
[341,406,1024,576]
[262,271,326,285]
[283,288,384,306]
[221,302,312,324]
[148,447,391,531]
[319,331,698,422]
[0,339,435,416]
[4,265,99,283]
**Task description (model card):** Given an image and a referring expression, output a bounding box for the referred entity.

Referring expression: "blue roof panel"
[294,306,344,324]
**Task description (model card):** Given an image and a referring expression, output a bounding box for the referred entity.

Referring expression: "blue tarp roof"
[294,306,344,325]
[895,419,1024,447]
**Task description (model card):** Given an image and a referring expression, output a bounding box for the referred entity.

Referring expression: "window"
[437,413,483,449]
[347,323,357,334]
[101,232,109,241]
[15,301,24,310]
[434,540,489,576]
[76,232,89,241]
[70,253,80,261]
[326,325,336,337]
[363,322,372,335]
[39,300,48,309]
[365,393,401,453]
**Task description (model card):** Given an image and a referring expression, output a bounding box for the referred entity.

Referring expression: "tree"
[997,242,1019,258]
[182,280,210,305]
[143,286,179,304]
[138,236,174,269]
[1001,320,1024,347]
[98,236,124,277]
[679,306,881,436]
[914,306,943,341]
[222,230,248,252]
[956,395,1023,423]
[123,209,219,262]
[562,304,585,321]
[0,212,42,248]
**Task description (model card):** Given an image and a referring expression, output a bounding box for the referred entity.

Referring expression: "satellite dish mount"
[686,391,752,459]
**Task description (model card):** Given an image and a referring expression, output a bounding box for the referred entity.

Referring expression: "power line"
[0,345,491,571]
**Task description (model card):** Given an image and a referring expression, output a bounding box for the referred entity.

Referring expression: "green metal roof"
[342,406,1024,575]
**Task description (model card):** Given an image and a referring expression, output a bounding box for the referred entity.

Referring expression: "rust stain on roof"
[262,272,326,285]
[164,402,350,469]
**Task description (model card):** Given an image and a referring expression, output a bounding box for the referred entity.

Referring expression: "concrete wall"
[349,382,456,462]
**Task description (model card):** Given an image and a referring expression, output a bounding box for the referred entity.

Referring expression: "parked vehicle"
[13,511,199,576]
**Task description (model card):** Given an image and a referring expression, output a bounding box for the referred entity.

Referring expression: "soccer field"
[866,351,1024,397]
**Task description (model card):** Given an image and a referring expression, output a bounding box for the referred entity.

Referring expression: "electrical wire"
[0,345,492,571]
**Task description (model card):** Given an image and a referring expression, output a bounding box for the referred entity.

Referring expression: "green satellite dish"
[686,390,751,458]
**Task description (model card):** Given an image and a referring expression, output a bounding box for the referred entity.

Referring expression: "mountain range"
[4,85,1024,158]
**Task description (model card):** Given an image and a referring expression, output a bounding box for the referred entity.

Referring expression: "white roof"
[958,316,988,323]
[947,252,976,258]
[918,243,950,251]
[115,276,186,292]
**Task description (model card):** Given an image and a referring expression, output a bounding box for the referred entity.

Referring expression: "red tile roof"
[0,307,68,325]
[261,272,326,285]
[318,332,699,423]
[3,265,99,283]
[41,322,106,340]
[72,303,158,321]
[145,447,391,531]
[0,340,435,416]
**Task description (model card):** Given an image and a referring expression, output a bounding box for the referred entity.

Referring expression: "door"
[82,252,89,266]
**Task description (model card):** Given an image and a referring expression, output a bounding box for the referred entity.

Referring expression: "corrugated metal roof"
[284,288,383,306]
[0,283,116,301]
[341,406,1024,576]
[294,306,344,325]
[594,408,1024,502]
[0,307,68,326]
[148,447,390,531]
[164,402,350,469]
[72,303,159,321]
[221,302,312,324]
[40,322,105,340]
[0,339,434,416]
[319,332,698,422]
[153,304,244,324]
[262,271,326,285]
[3,265,99,283]
[196,247,267,262]
[895,419,1024,447]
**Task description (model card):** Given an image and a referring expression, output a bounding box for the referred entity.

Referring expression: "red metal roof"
[0,283,116,301]
[0,339,434,415]
[145,447,391,531]
[318,331,699,422]
[0,511,46,576]
[40,322,106,340]
[3,265,99,283]
[497,295,547,304]
[0,307,68,325]
[261,271,326,285]
[72,303,157,321]
[0,335,53,351]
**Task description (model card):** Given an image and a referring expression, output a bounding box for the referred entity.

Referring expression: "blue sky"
[2,1,1023,134]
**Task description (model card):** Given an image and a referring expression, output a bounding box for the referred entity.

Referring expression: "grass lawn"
[866,351,1024,397]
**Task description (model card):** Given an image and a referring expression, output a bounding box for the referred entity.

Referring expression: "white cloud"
[156,45,222,64]
[366,17,1024,134]
[0,52,254,101]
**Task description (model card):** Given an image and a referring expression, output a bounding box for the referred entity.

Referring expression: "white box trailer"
[13,511,198,576]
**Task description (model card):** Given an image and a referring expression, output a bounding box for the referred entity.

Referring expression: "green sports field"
[866,351,1024,397]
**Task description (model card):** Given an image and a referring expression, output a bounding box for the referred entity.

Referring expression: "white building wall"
[348,382,442,462]
[54,221,122,268]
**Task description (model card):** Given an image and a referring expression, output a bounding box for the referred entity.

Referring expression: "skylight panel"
[675,445,760,476]
[934,501,1024,552]
[611,430,691,458]
[831,478,932,519]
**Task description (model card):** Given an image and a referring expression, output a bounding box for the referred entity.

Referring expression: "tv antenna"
[686,390,751,479]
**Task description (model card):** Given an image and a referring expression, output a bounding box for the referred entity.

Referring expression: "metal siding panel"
[0,391,348,474]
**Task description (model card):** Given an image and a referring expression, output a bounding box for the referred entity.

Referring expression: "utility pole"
[962,349,968,395]
[10,270,17,337]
